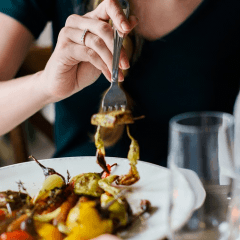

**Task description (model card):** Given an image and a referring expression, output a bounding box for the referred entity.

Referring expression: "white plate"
[0,157,195,240]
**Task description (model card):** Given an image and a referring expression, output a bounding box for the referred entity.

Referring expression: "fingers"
[65,16,131,70]
[86,0,138,34]
[55,37,124,82]
[61,27,113,73]
[58,26,125,81]
[66,15,113,49]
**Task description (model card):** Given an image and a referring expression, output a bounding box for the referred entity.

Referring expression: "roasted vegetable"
[98,175,120,196]
[20,213,38,237]
[95,125,109,174]
[34,207,61,222]
[33,174,65,204]
[0,230,34,240]
[34,183,73,217]
[52,193,78,226]
[64,201,113,240]
[0,216,17,235]
[101,163,117,179]
[0,210,7,222]
[117,125,140,185]
[66,196,92,231]
[29,156,65,182]
[92,106,140,187]
[65,202,81,231]
[71,173,103,197]
[91,110,134,128]
[0,191,29,210]
[35,222,63,240]
[6,214,28,232]
[71,171,120,200]
[101,193,129,226]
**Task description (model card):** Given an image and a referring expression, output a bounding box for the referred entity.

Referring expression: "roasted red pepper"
[101,164,112,179]
[0,210,6,221]
[0,230,34,240]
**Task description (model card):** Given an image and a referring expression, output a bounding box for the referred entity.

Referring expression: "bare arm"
[0,13,51,135]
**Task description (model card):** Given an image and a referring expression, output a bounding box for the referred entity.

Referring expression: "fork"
[101,0,130,112]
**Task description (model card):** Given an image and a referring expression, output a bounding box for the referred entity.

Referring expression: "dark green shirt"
[1,0,240,166]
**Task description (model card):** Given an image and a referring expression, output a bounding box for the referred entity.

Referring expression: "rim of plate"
[0,156,167,172]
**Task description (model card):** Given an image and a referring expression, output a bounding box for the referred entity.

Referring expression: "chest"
[130,0,203,40]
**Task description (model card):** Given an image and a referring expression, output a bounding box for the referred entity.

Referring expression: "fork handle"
[112,31,123,82]
[111,5,129,82]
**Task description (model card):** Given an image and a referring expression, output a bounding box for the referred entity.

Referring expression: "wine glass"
[167,111,234,240]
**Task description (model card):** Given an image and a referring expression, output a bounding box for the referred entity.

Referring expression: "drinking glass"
[218,178,240,240]
[167,111,234,240]
[218,93,240,240]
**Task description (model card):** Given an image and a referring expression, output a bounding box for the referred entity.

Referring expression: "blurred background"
[0,22,55,167]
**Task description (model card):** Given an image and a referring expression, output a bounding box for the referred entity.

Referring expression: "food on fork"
[91,110,134,128]
[93,114,140,186]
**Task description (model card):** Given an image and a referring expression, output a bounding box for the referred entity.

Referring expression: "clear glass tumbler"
[168,111,234,240]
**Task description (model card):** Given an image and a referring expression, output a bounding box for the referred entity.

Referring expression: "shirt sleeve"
[0,0,54,39]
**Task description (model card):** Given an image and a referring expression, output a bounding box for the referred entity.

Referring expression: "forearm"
[0,71,51,136]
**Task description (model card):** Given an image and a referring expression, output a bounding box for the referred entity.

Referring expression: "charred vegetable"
[0,209,7,221]
[95,125,109,174]
[20,211,38,237]
[92,106,140,187]
[91,110,134,128]
[71,173,120,198]
[33,174,65,204]
[101,193,129,227]
[0,191,30,211]
[117,125,140,185]
[52,193,78,226]
[29,156,65,182]
[71,173,103,197]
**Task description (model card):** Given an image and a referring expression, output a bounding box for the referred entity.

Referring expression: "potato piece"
[35,222,63,240]
[66,197,91,231]
[65,201,113,240]
[66,205,81,231]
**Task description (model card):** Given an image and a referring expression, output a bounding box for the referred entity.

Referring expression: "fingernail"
[121,59,130,70]
[121,21,130,31]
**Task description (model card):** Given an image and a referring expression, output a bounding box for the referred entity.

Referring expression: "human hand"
[92,233,122,240]
[40,0,138,103]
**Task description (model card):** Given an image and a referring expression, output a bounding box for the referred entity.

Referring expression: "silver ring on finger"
[80,29,88,46]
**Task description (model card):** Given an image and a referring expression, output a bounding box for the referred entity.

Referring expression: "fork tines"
[102,82,127,112]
